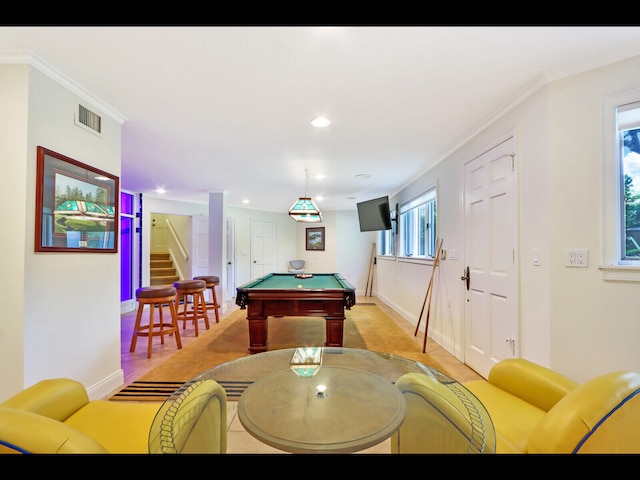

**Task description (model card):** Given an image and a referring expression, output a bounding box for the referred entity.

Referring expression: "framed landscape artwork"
[35,146,119,253]
[306,227,325,251]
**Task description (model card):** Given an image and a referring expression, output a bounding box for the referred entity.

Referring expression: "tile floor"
[118,295,483,454]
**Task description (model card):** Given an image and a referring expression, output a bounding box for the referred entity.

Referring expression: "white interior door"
[463,136,519,378]
[226,217,236,299]
[151,213,168,252]
[250,220,276,280]
[193,215,209,278]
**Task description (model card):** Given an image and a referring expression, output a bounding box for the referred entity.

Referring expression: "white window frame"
[397,187,437,261]
[378,220,396,256]
[602,88,640,282]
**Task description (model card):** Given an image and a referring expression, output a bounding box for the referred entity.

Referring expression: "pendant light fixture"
[288,169,322,222]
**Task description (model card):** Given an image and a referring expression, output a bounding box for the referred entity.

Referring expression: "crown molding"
[0,50,127,125]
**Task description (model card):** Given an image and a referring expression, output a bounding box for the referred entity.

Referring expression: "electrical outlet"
[575,248,588,266]
[565,248,588,267]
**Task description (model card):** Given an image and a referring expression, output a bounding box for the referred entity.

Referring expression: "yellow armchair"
[391,372,495,454]
[0,377,227,454]
[463,358,640,454]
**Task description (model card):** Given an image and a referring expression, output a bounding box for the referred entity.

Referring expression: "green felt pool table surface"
[241,273,348,290]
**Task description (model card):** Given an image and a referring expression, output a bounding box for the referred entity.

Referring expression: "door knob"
[461,266,470,291]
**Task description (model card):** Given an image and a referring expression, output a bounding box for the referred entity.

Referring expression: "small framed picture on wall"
[306,227,325,251]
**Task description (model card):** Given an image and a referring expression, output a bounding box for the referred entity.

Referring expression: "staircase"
[150,252,180,286]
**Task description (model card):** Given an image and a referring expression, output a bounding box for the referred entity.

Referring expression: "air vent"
[75,104,102,136]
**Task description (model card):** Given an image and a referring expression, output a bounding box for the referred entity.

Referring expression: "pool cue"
[414,238,443,336]
[365,243,376,296]
[420,239,444,352]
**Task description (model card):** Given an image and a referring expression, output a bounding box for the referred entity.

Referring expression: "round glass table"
[151,347,495,454]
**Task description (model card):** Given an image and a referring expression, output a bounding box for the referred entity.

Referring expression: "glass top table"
[176,347,496,454]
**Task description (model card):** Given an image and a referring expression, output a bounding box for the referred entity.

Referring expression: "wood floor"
[118,295,483,454]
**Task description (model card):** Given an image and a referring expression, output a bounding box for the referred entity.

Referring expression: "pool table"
[236,273,356,353]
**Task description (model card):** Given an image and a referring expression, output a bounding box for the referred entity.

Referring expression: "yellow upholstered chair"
[0,377,226,454]
[391,372,495,454]
[463,358,640,454]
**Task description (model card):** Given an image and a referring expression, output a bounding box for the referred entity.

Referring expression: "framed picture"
[306,227,325,251]
[35,146,119,253]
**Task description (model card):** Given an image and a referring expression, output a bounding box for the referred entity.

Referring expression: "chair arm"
[487,359,578,412]
[0,407,108,454]
[149,379,227,454]
[0,378,89,422]
[391,373,495,454]
[528,371,640,453]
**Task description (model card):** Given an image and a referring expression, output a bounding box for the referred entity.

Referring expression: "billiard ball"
[297,284,302,288]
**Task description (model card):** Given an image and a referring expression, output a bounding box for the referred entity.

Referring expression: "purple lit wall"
[120,192,134,302]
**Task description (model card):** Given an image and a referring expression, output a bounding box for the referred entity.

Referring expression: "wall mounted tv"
[357,195,392,232]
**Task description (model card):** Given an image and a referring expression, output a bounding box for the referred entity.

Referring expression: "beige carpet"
[111,301,447,400]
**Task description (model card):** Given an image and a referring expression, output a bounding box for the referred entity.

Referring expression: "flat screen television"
[357,196,392,232]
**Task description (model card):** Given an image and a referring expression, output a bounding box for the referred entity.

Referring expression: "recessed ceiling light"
[242,199,250,204]
[155,187,166,194]
[311,117,330,128]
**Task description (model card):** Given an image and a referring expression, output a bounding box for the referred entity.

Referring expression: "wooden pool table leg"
[324,317,344,347]
[248,316,268,353]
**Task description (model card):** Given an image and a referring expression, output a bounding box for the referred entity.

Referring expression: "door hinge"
[505,337,516,356]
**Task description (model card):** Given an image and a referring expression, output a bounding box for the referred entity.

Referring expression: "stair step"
[149,252,178,286]
[150,260,173,268]
[150,275,180,286]
[151,267,176,276]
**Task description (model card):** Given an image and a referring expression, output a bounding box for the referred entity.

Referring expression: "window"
[617,102,640,260]
[378,224,395,256]
[603,89,640,280]
[398,188,437,259]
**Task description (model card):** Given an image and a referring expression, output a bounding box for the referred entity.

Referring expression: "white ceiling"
[3,26,640,213]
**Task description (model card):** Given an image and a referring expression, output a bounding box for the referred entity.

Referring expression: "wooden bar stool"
[130,286,182,359]
[193,275,220,323]
[174,279,210,336]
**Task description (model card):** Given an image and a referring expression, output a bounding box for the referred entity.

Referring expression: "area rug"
[110,301,445,401]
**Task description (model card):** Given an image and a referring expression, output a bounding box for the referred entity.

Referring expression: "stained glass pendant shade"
[289,170,322,222]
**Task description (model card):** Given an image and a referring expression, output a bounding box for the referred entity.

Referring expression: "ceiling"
[3,25,640,213]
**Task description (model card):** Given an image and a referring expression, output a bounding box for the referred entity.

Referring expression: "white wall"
[221,207,373,294]
[546,56,640,380]
[141,195,208,288]
[0,64,29,397]
[140,203,374,313]
[0,62,125,402]
[377,55,640,383]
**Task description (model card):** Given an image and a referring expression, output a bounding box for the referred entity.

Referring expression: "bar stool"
[130,286,182,359]
[193,275,220,323]
[174,279,210,336]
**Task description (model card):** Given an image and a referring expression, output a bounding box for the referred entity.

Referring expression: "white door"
[463,136,519,378]
[250,220,277,280]
[226,217,236,299]
[193,215,209,278]
[151,213,168,252]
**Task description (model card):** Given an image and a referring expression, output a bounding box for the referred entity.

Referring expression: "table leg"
[248,316,268,353]
[324,317,344,347]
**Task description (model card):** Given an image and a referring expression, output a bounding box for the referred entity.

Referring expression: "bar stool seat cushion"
[174,279,206,290]
[193,275,219,285]
[136,286,176,299]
